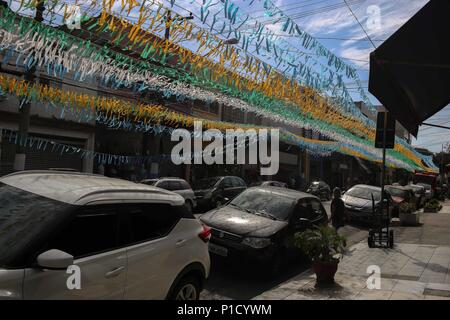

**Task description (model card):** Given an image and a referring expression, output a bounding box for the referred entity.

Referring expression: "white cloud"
[334,0,428,70]
[299,7,355,35]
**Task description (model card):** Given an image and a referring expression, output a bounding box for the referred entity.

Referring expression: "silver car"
[342,184,392,224]
[0,171,210,300]
[141,178,196,212]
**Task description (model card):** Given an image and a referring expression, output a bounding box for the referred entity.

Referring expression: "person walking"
[330,187,346,231]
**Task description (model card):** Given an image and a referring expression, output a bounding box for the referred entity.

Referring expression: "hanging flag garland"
[0,73,435,172]
[1,3,437,173]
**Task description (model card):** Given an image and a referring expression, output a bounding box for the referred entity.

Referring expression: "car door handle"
[105,266,125,279]
[176,239,187,247]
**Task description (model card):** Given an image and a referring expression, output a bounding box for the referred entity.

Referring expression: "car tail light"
[198,224,211,243]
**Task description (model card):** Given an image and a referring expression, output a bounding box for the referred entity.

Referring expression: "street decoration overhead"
[0,1,438,173]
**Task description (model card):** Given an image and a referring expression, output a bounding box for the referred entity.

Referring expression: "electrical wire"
[342,0,376,49]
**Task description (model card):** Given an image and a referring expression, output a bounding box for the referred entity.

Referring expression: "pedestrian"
[330,187,346,231]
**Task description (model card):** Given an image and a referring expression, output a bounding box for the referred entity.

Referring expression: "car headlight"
[242,237,272,249]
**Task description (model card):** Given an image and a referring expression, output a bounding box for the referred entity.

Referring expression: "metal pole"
[442,144,445,185]
[380,112,387,245]
[381,113,387,198]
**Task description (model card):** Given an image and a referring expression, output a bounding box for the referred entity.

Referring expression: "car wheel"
[170,276,200,300]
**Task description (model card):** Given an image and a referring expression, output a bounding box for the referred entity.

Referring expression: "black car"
[200,187,328,274]
[193,176,247,211]
[306,181,331,201]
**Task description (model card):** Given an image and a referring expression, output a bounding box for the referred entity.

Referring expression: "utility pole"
[13,1,45,171]
[441,142,449,184]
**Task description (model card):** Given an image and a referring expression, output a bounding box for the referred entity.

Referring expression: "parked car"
[414,172,438,198]
[405,184,426,208]
[200,187,328,274]
[342,184,392,225]
[417,182,433,201]
[385,185,416,217]
[141,177,196,212]
[0,170,210,300]
[250,180,288,188]
[306,180,331,201]
[193,176,247,211]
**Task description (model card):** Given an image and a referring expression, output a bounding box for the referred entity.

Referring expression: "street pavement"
[253,200,450,300]
[200,200,368,300]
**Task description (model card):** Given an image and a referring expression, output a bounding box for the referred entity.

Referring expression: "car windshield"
[194,177,221,189]
[386,187,407,198]
[0,182,73,268]
[230,189,295,221]
[346,186,381,201]
[141,180,157,186]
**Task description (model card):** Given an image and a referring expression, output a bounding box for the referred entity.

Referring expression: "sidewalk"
[254,200,450,300]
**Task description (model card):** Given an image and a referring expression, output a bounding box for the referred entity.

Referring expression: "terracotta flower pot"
[312,260,339,284]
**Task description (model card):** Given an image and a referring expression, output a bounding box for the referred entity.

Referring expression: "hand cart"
[368,193,394,248]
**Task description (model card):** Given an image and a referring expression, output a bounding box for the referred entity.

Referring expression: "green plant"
[294,225,346,263]
[399,202,415,214]
[424,199,442,212]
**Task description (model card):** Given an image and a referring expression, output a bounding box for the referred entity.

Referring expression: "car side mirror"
[37,249,74,270]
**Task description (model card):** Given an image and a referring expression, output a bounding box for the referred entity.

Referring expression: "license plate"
[208,243,228,257]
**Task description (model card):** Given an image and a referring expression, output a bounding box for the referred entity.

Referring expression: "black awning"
[368,0,450,137]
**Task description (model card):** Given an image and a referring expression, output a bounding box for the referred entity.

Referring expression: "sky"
[8,0,449,152]
[266,0,449,152]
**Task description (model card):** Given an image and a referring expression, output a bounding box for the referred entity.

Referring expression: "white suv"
[0,171,210,300]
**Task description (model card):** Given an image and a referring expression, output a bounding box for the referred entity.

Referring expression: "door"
[123,203,183,299]
[23,205,127,299]
[308,198,328,224]
[292,198,327,230]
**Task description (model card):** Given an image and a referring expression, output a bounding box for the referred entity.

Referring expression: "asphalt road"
[198,201,368,300]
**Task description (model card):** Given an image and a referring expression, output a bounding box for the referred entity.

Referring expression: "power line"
[249,0,335,14]
[342,0,376,49]
[414,140,450,148]
[241,0,365,27]
[239,32,385,42]
[248,0,345,18]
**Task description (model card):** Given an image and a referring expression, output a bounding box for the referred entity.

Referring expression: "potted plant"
[424,199,443,213]
[399,202,420,225]
[294,225,346,285]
